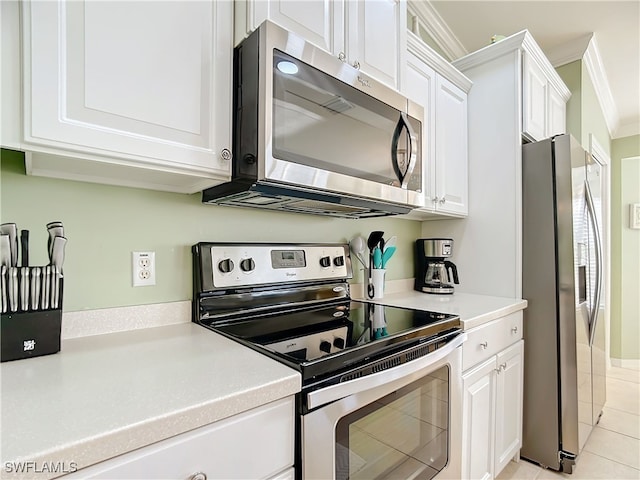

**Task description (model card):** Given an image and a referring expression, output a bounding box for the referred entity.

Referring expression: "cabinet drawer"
[67,397,294,479]
[463,312,523,371]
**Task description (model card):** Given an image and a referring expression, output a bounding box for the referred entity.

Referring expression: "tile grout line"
[580,448,640,473]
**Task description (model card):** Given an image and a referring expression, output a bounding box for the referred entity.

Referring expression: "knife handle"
[20,230,29,268]
[42,266,50,310]
[0,265,6,314]
[20,267,29,311]
[9,267,18,312]
[31,267,41,311]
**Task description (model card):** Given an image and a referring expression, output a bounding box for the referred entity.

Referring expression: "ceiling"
[425,0,640,139]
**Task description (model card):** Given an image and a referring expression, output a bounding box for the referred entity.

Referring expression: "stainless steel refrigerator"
[521,134,606,473]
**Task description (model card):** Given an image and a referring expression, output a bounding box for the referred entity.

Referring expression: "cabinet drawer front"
[68,397,294,479]
[463,312,523,371]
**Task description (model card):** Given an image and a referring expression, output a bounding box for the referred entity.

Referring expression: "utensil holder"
[0,276,63,362]
[371,269,386,299]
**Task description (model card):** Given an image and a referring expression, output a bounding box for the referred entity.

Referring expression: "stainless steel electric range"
[192,243,466,480]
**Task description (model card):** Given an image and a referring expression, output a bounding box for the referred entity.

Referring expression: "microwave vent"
[321,96,354,114]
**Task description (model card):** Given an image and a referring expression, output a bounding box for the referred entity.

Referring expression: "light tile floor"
[497,366,640,480]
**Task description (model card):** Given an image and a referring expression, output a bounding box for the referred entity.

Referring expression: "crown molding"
[407,32,472,92]
[408,1,467,61]
[582,35,620,138]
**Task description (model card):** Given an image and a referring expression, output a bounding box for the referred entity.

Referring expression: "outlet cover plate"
[132,251,156,287]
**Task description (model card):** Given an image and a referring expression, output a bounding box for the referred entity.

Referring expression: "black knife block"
[0,309,62,362]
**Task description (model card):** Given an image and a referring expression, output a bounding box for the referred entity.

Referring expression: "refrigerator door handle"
[585,180,603,347]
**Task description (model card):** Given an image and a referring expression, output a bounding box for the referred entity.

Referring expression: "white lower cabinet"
[461,313,524,479]
[64,397,295,480]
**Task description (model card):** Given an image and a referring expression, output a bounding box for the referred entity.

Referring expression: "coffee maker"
[414,238,460,294]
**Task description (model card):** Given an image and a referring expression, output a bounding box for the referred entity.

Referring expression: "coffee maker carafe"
[414,238,459,294]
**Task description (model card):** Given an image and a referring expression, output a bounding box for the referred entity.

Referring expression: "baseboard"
[610,357,640,370]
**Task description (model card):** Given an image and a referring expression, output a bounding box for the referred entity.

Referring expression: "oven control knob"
[333,255,345,267]
[218,258,234,273]
[319,340,332,353]
[319,256,331,268]
[240,258,255,272]
[333,337,345,349]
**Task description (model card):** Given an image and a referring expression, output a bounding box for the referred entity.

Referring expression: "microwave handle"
[391,112,418,189]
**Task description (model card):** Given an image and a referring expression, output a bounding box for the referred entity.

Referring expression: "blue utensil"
[381,246,396,268]
[373,247,383,269]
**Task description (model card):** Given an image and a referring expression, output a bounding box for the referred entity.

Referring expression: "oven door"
[302,334,465,480]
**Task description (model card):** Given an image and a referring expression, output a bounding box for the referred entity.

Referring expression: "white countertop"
[352,289,527,330]
[0,323,301,479]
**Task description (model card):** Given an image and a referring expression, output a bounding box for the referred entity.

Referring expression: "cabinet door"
[462,357,496,480]
[547,85,566,137]
[65,398,295,479]
[494,340,524,476]
[403,51,436,210]
[242,0,341,54]
[345,0,403,88]
[24,1,232,187]
[435,76,468,216]
[522,52,547,142]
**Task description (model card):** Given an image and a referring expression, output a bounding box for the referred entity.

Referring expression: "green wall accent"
[556,61,582,142]
[1,149,421,312]
[611,135,640,360]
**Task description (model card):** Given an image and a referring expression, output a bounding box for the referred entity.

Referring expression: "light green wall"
[580,63,612,157]
[556,61,582,142]
[611,135,640,360]
[1,149,421,312]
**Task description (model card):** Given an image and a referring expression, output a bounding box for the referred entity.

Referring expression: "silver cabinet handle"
[188,473,207,480]
[338,52,346,62]
[511,326,518,334]
[500,362,507,371]
[480,341,488,349]
[352,60,361,70]
[439,197,446,204]
[432,197,439,203]
[220,148,232,161]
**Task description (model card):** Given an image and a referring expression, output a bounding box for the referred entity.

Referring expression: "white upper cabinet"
[343,0,404,89]
[401,33,471,219]
[235,0,405,89]
[522,50,567,141]
[522,52,548,141]
[454,31,570,146]
[16,0,233,193]
[434,75,468,216]
[235,0,340,53]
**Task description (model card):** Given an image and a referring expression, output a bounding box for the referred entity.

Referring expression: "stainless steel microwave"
[202,21,424,218]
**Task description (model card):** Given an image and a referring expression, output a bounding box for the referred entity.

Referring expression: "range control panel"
[197,243,352,290]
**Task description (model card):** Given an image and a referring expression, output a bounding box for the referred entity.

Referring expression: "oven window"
[335,366,449,480]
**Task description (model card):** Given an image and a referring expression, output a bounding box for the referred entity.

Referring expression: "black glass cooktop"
[203,300,461,384]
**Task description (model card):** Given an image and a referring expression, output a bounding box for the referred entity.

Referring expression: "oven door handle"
[306,333,467,410]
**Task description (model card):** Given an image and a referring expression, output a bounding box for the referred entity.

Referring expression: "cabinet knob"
[352,60,361,70]
[188,473,207,480]
[220,148,232,161]
[511,326,518,334]
[338,52,346,62]
[500,362,507,371]
[432,196,439,203]
[439,197,446,204]
[480,341,488,349]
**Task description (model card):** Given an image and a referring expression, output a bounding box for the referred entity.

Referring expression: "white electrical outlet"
[132,251,156,287]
